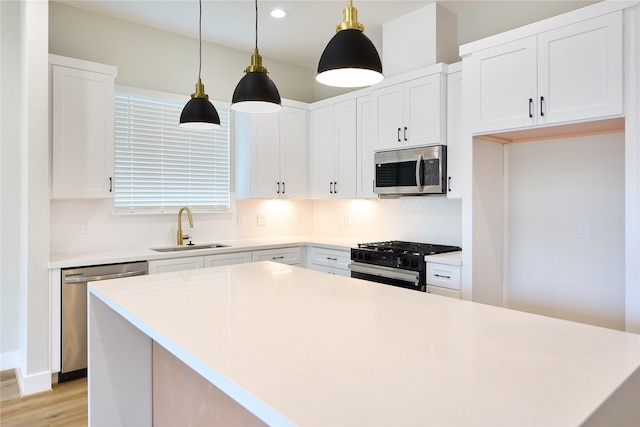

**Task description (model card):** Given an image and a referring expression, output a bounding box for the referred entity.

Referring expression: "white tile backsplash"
[50,196,462,254]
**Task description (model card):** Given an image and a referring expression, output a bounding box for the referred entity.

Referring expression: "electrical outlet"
[81,220,91,235]
[577,221,590,239]
[257,214,267,227]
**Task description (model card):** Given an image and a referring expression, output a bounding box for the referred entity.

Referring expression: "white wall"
[506,133,626,330]
[0,0,22,371]
[48,2,315,104]
[312,198,462,247]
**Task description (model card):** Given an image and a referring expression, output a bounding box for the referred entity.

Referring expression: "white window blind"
[114,90,230,212]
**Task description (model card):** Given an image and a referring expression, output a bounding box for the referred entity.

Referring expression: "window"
[114,87,230,212]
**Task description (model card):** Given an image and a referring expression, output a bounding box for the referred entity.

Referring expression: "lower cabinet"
[426,262,461,298]
[149,252,253,274]
[148,257,205,274]
[204,252,252,268]
[306,246,351,277]
[251,247,302,265]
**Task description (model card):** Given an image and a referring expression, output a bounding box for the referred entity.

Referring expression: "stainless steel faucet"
[177,207,194,245]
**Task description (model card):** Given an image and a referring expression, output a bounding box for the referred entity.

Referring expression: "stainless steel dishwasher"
[60,261,148,382]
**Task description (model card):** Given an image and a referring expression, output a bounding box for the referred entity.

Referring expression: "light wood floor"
[0,369,87,426]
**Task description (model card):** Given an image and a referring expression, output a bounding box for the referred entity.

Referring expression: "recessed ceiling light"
[270,8,288,19]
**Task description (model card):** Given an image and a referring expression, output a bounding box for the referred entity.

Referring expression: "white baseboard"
[0,351,18,370]
[16,365,52,396]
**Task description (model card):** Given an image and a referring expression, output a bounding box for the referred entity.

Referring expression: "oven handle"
[415,154,424,192]
[349,262,419,284]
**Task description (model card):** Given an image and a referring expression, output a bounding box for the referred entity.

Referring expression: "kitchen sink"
[150,243,229,252]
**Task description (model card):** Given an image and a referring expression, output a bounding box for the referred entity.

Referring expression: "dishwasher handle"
[63,270,147,283]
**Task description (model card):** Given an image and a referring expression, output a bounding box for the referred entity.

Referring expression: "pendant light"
[316,0,383,88]
[231,0,282,113]
[180,0,221,129]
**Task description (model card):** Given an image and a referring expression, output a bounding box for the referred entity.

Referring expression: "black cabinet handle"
[334,182,338,194]
[528,98,533,118]
[282,182,285,194]
[397,128,401,142]
[540,96,545,117]
[329,182,333,194]
[434,274,451,279]
[448,177,452,192]
[109,177,113,192]
[404,127,408,141]
[276,182,280,194]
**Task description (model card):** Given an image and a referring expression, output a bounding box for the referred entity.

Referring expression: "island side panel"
[88,294,152,426]
[152,342,268,427]
[582,366,640,426]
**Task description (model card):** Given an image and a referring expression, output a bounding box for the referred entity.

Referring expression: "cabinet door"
[279,107,307,198]
[537,11,623,125]
[374,84,404,150]
[333,100,357,198]
[148,257,204,274]
[403,74,444,147]
[309,105,336,197]
[356,94,377,198]
[204,252,252,268]
[249,114,280,198]
[469,36,537,134]
[51,65,115,199]
[446,70,464,199]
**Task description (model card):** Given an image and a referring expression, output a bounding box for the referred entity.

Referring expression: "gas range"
[349,241,461,292]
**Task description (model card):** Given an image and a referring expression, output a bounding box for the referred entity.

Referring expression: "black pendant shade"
[231,0,282,113]
[179,0,221,129]
[316,0,384,88]
[180,92,221,129]
[317,29,383,88]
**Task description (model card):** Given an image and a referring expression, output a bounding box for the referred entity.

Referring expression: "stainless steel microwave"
[374,145,447,196]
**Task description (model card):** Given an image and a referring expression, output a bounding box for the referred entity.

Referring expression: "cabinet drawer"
[426,263,461,290]
[252,247,302,265]
[307,246,350,270]
[310,264,351,277]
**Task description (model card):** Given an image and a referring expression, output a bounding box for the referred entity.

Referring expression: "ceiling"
[53,1,596,70]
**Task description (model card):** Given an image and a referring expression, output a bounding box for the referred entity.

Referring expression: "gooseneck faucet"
[177,207,194,245]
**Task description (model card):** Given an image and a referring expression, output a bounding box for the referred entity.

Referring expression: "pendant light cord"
[254,0,258,50]
[198,0,202,80]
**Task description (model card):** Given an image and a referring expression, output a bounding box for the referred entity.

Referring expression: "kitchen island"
[88,261,640,426]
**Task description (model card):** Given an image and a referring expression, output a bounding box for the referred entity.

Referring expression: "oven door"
[349,262,424,292]
[374,145,446,196]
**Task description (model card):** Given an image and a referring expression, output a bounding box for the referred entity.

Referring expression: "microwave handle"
[415,154,424,192]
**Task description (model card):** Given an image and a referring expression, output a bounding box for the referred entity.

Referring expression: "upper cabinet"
[356,94,377,198]
[446,65,464,199]
[373,72,446,150]
[50,55,117,199]
[466,11,623,135]
[308,100,357,199]
[235,103,308,199]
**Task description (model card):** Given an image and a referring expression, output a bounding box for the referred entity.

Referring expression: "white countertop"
[425,250,462,266]
[89,261,640,426]
[48,236,362,269]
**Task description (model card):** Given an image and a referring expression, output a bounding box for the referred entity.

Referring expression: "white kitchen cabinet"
[426,262,461,299]
[309,100,357,198]
[252,247,302,265]
[148,257,204,274]
[356,94,377,198]
[235,103,307,199]
[374,73,445,150]
[306,246,351,277]
[446,66,464,199]
[468,11,623,134]
[50,55,117,199]
[204,252,252,268]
